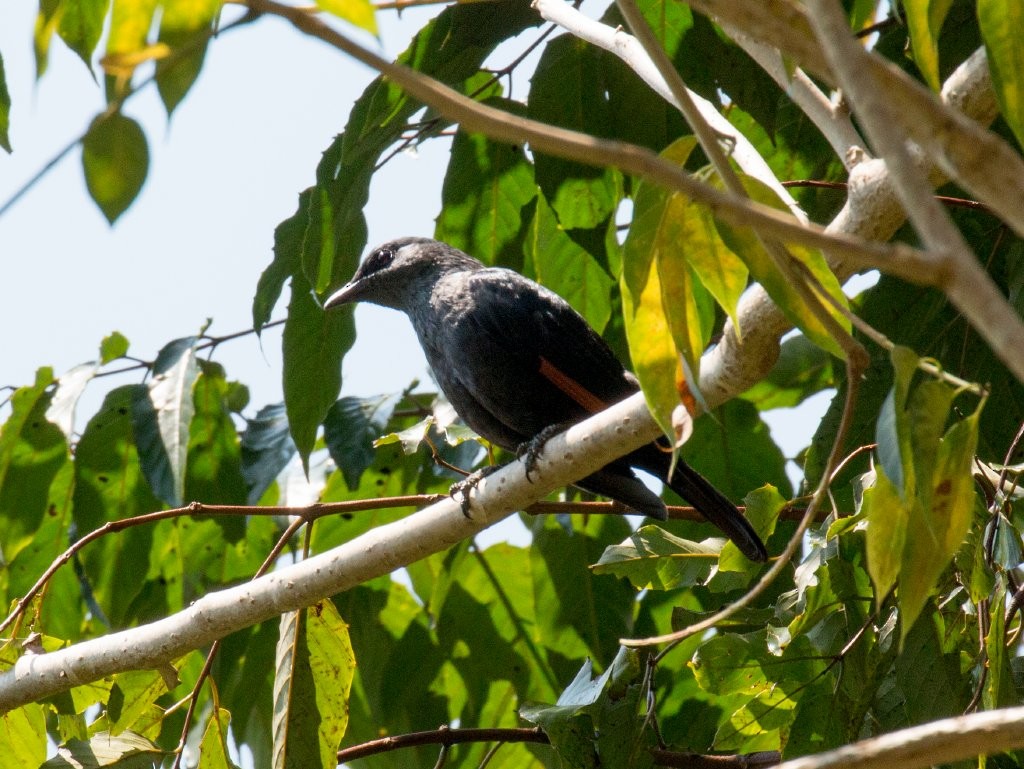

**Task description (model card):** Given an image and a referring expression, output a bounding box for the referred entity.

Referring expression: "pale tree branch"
[532,0,808,222]
[775,705,1024,769]
[0,391,663,711]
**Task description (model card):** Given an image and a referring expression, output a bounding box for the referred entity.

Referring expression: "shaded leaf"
[741,333,834,410]
[240,403,296,505]
[81,113,149,223]
[323,393,401,490]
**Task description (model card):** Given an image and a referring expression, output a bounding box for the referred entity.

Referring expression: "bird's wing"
[441,268,636,444]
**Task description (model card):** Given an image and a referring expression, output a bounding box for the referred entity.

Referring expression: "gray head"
[325,237,483,312]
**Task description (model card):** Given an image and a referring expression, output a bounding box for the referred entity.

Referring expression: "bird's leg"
[516,422,573,482]
[449,465,502,518]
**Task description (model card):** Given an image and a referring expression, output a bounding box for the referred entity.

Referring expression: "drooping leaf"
[198,707,239,769]
[81,112,149,223]
[240,403,296,505]
[103,0,159,81]
[131,337,198,507]
[435,102,537,268]
[323,393,401,490]
[904,0,955,90]
[185,364,247,537]
[57,0,110,69]
[0,52,11,152]
[273,602,355,769]
[714,174,850,359]
[155,0,221,115]
[979,0,1024,147]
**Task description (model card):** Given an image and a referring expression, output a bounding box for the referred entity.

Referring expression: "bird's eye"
[371,247,395,270]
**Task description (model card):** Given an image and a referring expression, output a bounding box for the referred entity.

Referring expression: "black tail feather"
[632,444,768,562]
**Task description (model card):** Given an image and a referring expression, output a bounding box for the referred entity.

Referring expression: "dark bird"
[325,237,767,562]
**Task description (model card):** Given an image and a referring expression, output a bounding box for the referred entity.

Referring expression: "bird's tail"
[635,444,768,563]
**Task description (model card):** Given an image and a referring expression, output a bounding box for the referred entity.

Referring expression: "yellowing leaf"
[315,0,378,36]
[714,175,849,360]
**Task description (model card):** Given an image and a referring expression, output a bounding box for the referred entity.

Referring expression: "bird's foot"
[516,423,571,482]
[449,465,502,518]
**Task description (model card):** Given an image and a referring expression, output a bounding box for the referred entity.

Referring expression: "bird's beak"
[324,280,361,310]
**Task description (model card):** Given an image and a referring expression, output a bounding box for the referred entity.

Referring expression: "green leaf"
[863,466,908,602]
[185,365,246,531]
[0,704,47,768]
[100,330,130,363]
[131,337,198,507]
[527,35,618,230]
[314,0,377,36]
[531,516,634,663]
[979,0,1024,148]
[282,270,353,472]
[155,0,221,115]
[435,104,537,268]
[198,707,240,769]
[57,0,110,69]
[81,112,149,223]
[107,670,167,735]
[713,174,850,360]
[323,393,401,490]
[0,368,67,559]
[592,525,718,589]
[527,193,614,334]
[903,0,955,90]
[0,52,11,152]
[718,485,785,572]
[273,602,355,769]
[240,403,295,505]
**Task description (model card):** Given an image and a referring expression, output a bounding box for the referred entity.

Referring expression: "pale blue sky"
[1,4,447,416]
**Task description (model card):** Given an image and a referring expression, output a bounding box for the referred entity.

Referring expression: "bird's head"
[325,237,482,312]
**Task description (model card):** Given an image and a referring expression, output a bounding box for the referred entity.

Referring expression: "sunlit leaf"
[593,525,718,590]
[132,337,198,507]
[314,0,377,35]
